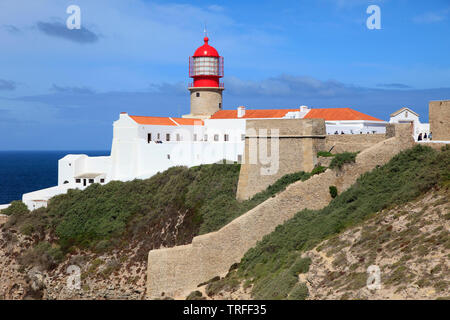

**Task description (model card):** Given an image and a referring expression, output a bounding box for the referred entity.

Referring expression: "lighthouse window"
[224,134,229,141]
[196,92,200,97]
[193,134,197,141]
[204,134,208,141]
[214,134,219,141]
[176,133,181,141]
[219,103,222,109]
[166,133,170,141]
[193,57,219,76]
[147,133,151,143]
[157,133,161,140]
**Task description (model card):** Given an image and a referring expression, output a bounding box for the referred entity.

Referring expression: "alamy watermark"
[366,5,381,30]
[66,265,81,291]
[366,265,382,290]
[66,5,81,30]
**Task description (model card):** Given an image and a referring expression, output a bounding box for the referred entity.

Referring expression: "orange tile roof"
[171,118,204,126]
[303,108,383,121]
[129,115,203,126]
[210,108,383,121]
[210,109,298,119]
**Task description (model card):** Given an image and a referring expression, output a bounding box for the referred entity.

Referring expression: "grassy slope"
[211,145,450,300]
[2,163,313,267]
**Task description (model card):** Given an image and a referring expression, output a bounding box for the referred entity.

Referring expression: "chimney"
[300,105,309,112]
[120,112,128,119]
[237,106,246,118]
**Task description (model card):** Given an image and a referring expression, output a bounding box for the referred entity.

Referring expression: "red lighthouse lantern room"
[189,37,224,88]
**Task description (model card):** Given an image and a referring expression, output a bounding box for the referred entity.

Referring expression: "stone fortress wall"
[324,134,386,154]
[146,124,414,299]
[429,100,450,141]
[236,118,326,201]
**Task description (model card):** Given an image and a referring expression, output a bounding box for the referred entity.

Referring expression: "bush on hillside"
[317,151,334,157]
[329,152,358,169]
[329,186,338,198]
[1,200,29,216]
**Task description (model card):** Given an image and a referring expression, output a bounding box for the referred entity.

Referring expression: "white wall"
[389,108,430,140]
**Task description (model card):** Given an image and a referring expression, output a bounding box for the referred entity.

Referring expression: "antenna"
[204,23,208,38]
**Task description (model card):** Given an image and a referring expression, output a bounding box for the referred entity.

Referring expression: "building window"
[75,179,81,183]
[167,154,170,159]
[219,103,222,109]
[214,134,219,141]
[237,155,242,163]
[166,133,170,141]
[405,111,408,118]
[196,92,200,97]
[157,133,161,140]
[176,133,181,141]
[147,133,152,143]
[224,134,229,141]
[89,179,94,184]
[63,180,69,184]
[241,134,246,141]
[100,179,105,183]
[204,134,208,141]
[193,134,197,141]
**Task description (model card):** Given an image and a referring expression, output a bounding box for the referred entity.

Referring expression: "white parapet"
[0,204,11,211]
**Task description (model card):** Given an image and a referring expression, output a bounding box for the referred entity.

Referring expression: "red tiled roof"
[129,116,203,126]
[303,108,383,121]
[210,109,298,119]
[172,118,204,126]
[210,108,383,121]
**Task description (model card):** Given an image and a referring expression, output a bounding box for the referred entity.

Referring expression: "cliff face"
[0,222,147,300]
[0,207,195,300]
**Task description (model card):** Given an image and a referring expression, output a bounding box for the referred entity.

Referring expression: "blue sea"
[0,151,109,204]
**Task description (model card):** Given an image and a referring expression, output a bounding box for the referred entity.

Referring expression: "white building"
[12,36,388,210]
[389,107,430,141]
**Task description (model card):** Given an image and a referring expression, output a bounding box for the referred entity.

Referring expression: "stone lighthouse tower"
[183,36,224,119]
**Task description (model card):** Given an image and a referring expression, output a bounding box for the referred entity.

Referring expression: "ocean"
[0,151,110,204]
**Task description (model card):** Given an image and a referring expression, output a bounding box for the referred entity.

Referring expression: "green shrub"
[19,241,64,271]
[186,290,205,300]
[252,269,298,300]
[329,152,358,169]
[289,256,312,275]
[317,151,334,157]
[329,186,338,198]
[288,282,308,300]
[2,200,29,216]
[311,166,326,175]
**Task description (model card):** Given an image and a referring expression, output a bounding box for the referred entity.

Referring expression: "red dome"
[193,37,220,57]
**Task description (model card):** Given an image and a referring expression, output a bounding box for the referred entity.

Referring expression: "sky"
[0,0,449,150]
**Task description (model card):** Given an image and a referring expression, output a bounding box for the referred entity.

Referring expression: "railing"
[188,82,224,88]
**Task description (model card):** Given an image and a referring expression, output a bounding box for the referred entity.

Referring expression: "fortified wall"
[324,134,386,154]
[236,118,326,200]
[429,100,450,141]
[146,124,414,299]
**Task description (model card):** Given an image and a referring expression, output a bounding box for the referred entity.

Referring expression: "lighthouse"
[183,36,224,119]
